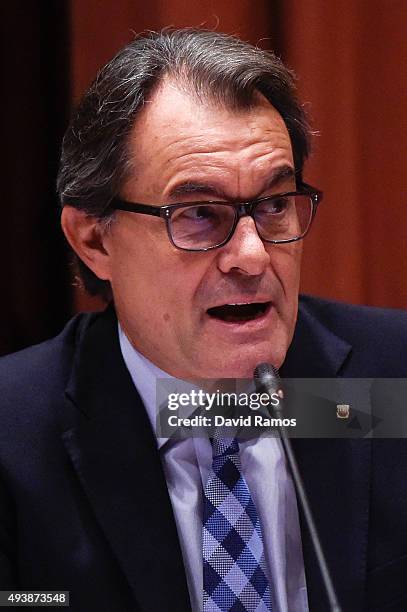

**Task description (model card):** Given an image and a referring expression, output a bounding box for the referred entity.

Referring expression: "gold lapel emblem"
[336,404,350,419]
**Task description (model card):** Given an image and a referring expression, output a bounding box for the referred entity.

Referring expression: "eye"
[170,203,234,248]
[181,205,219,221]
[257,195,291,215]
[269,196,290,213]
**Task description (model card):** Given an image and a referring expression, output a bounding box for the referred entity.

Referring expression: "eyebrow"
[263,165,296,191]
[167,164,296,202]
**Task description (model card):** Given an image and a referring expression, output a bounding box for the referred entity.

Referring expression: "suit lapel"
[281,300,372,611]
[61,308,191,612]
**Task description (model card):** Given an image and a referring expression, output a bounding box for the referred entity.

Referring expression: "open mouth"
[207,302,271,323]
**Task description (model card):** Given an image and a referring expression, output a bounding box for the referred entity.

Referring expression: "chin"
[200,345,287,380]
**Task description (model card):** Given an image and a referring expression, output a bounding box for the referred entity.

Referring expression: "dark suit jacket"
[1,295,407,611]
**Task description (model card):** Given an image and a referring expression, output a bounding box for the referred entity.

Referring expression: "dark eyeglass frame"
[109,182,323,252]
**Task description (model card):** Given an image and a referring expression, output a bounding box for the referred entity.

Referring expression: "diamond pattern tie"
[202,436,272,611]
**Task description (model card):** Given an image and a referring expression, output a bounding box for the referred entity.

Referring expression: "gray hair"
[58,28,312,299]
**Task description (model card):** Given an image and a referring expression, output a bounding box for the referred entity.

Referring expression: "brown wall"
[70,0,276,102]
[280,0,407,308]
[70,0,407,312]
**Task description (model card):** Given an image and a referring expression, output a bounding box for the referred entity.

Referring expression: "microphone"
[253,363,342,612]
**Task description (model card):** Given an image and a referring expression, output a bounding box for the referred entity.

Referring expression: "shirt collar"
[118,323,173,449]
[118,324,199,449]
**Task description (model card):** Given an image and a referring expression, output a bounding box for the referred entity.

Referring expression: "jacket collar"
[62,306,191,612]
[281,297,352,378]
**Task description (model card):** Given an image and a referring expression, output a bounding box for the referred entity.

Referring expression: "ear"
[61,206,112,281]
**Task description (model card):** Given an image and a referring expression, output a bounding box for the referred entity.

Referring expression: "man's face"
[103,80,302,379]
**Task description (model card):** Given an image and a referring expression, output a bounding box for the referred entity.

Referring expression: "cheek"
[268,243,302,325]
[270,242,302,290]
[107,223,209,322]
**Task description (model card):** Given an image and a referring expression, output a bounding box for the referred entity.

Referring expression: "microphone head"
[253,362,281,394]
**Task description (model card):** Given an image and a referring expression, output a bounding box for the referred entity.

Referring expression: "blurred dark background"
[2,0,407,356]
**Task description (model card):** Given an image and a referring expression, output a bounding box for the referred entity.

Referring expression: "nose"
[216,216,270,276]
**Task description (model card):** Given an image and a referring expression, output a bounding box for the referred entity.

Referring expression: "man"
[1,29,407,612]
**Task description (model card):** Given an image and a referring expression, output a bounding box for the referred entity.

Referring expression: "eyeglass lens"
[169,194,313,249]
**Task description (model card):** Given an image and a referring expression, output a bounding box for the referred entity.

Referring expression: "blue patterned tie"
[202,436,272,611]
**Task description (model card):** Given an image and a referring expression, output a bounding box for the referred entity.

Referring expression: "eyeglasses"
[109,182,322,252]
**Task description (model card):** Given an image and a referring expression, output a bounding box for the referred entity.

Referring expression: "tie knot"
[210,435,239,458]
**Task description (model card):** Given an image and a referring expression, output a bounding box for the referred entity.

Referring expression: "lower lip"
[205,303,275,334]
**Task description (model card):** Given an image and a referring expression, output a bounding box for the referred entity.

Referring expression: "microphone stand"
[254,363,342,612]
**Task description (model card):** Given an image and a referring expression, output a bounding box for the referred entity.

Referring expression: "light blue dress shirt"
[118,325,308,612]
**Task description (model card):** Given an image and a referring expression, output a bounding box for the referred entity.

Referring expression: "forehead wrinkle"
[156,124,291,163]
[129,90,292,169]
[166,159,295,203]
[160,135,292,180]
[145,103,291,160]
